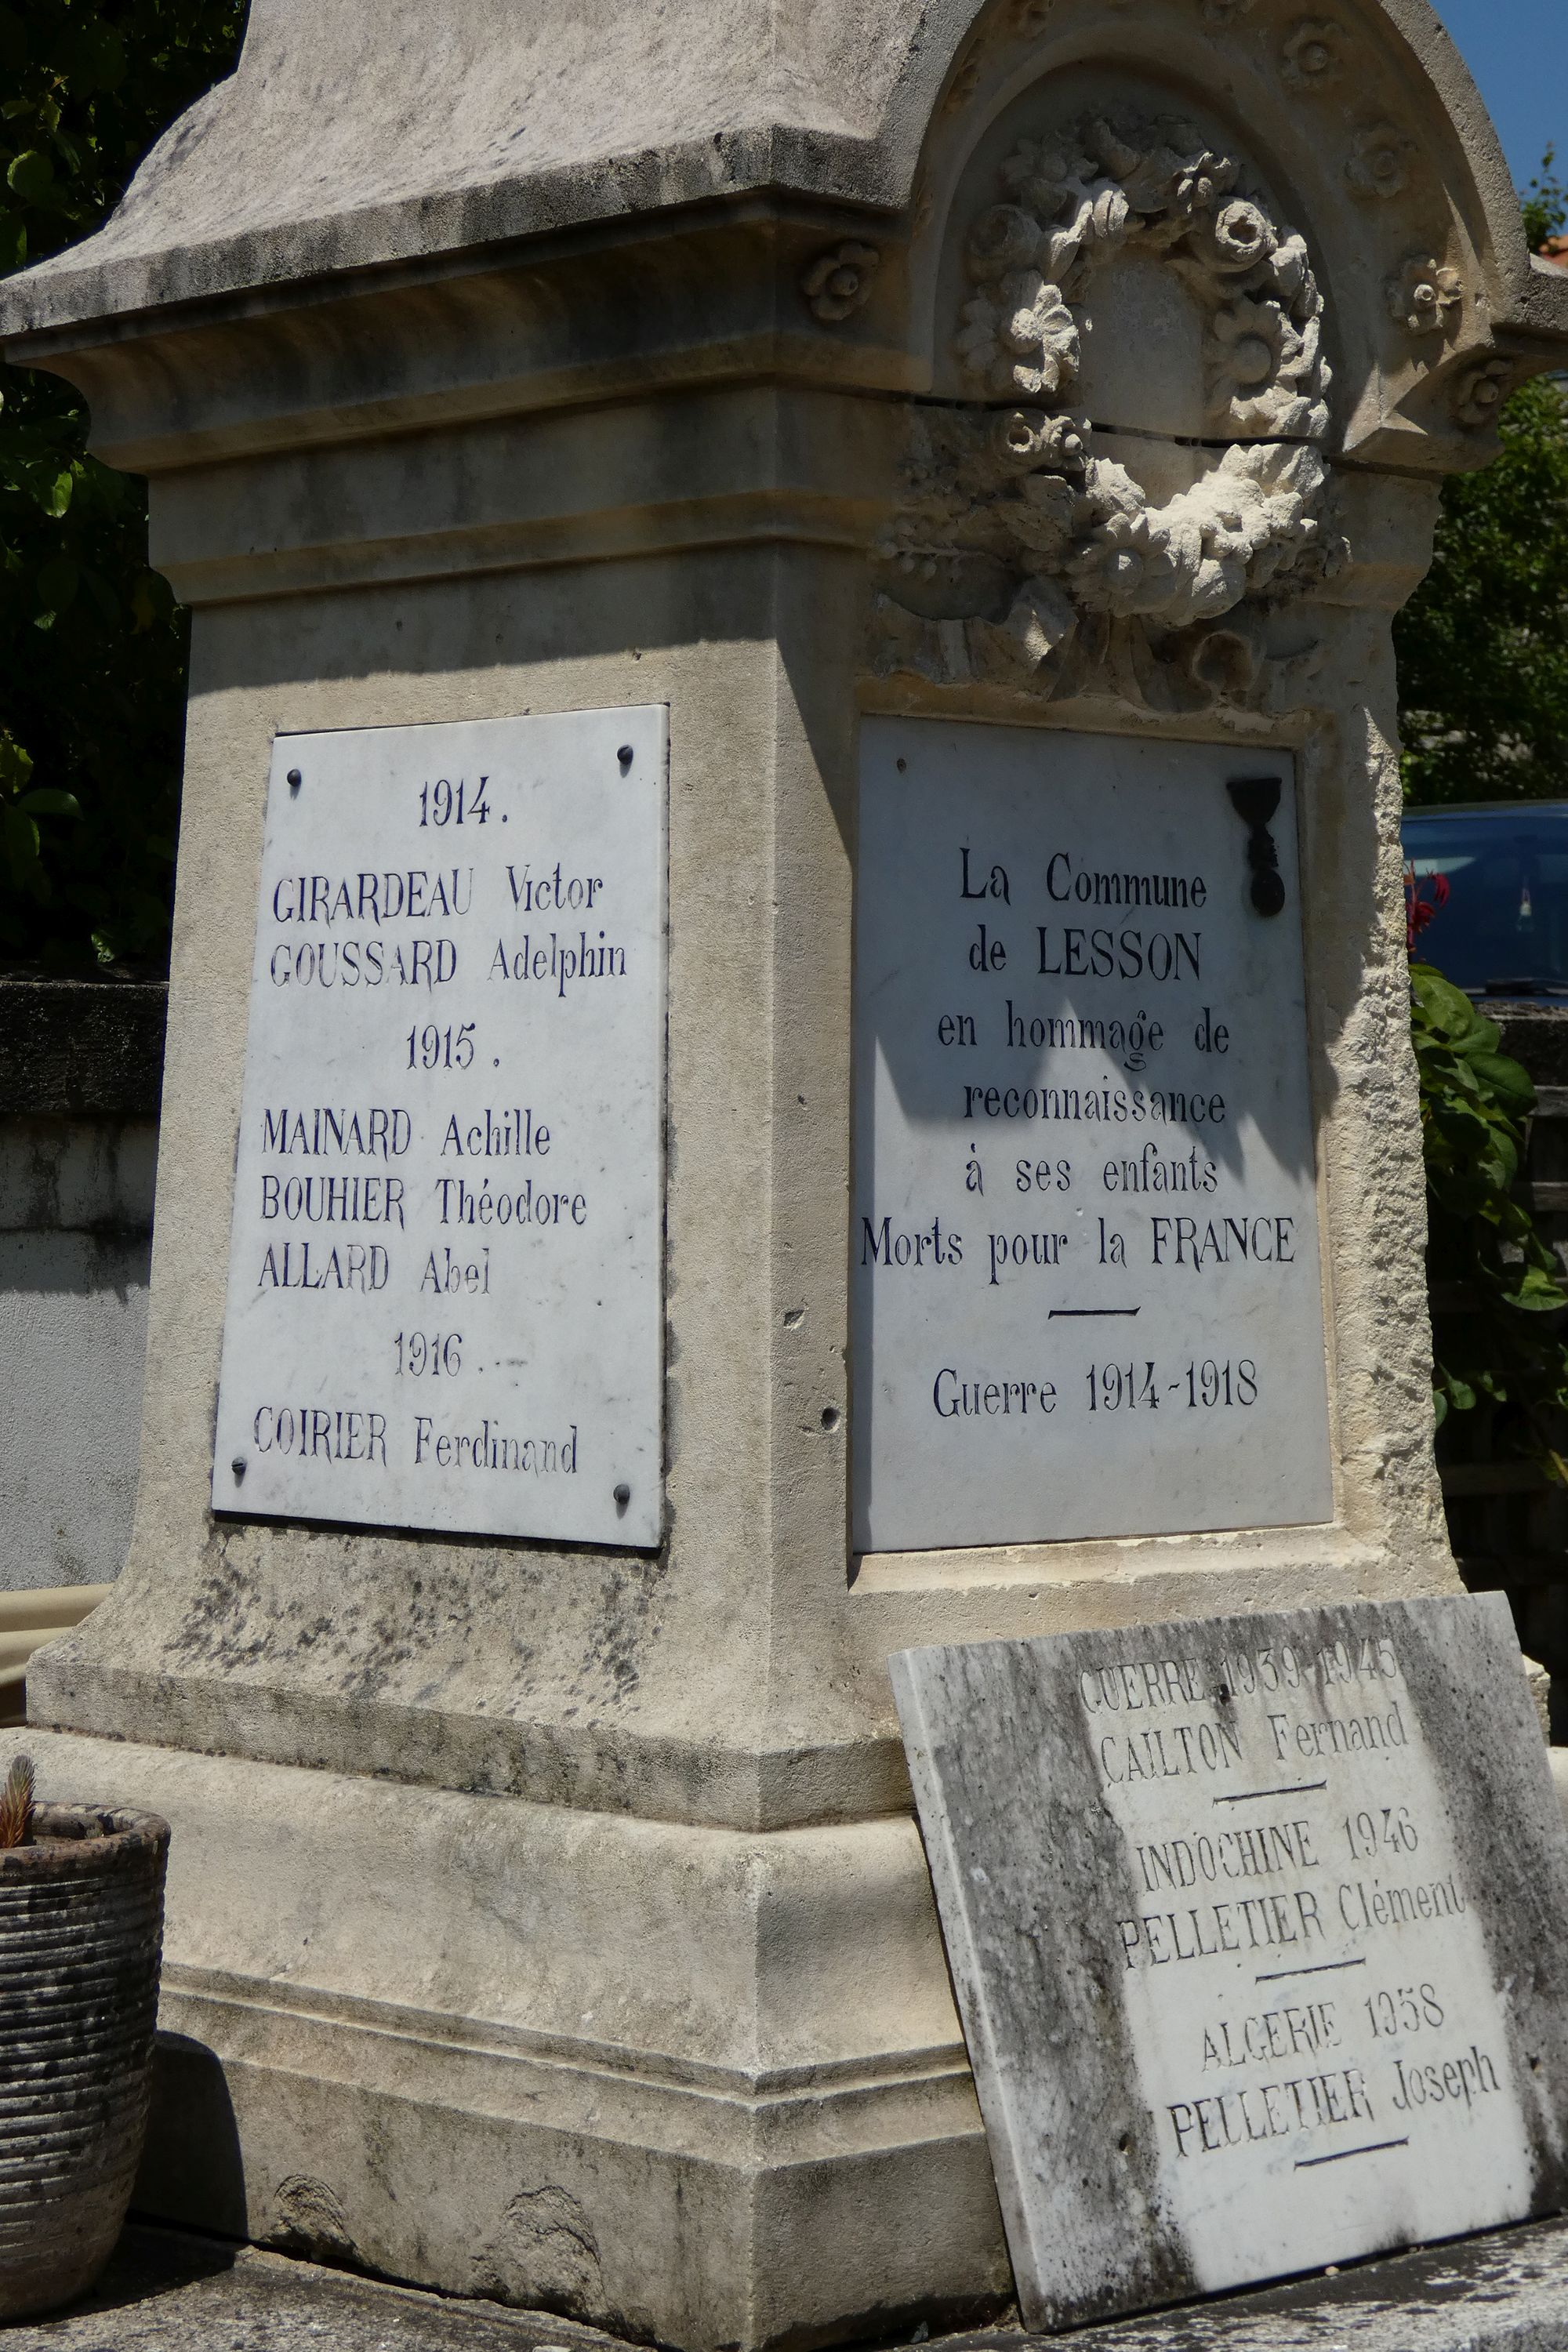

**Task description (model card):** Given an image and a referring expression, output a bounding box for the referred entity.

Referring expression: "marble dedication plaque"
[892,1595,1568,2332]
[212,708,666,1548]
[853,720,1330,1553]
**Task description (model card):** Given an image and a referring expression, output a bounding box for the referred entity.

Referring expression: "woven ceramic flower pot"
[0,1805,169,2321]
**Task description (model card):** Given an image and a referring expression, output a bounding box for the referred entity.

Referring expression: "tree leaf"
[1,802,41,883]
[5,147,53,203]
[1468,1051,1537,1118]
[0,732,33,792]
[1411,962,1486,1042]
[1503,1264,1568,1314]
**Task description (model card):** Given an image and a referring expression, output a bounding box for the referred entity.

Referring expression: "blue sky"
[1434,0,1565,191]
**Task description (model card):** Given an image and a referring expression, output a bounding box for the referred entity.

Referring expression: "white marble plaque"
[892,1595,1568,2332]
[212,708,666,1548]
[853,719,1331,1554]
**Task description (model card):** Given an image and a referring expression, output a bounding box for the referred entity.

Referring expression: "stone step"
[21,2216,1568,2352]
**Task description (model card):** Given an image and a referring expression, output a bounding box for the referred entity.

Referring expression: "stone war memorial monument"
[4,0,1568,2344]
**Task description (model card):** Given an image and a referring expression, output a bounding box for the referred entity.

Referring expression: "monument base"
[7,1733,1011,2352]
[40,2211,1568,2350]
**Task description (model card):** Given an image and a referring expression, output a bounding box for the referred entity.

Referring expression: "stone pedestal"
[3,4,1566,2345]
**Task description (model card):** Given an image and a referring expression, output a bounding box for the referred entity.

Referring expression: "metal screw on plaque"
[1225,776,1287,918]
[613,1483,631,1513]
[287,768,303,795]
[231,1457,247,1483]
[617,744,634,770]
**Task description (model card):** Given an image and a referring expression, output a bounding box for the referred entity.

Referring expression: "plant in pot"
[0,1754,170,2319]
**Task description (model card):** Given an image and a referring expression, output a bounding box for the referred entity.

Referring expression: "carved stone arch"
[873,0,1568,711]
[898,0,1555,460]
[880,67,1341,708]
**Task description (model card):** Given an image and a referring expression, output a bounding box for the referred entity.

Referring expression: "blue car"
[1402,803,1568,1000]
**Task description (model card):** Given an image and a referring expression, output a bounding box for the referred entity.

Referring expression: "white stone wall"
[0,1116,155,1592]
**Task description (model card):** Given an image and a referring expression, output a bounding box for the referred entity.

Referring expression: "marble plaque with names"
[852,720,1331,1555]
[212,707,666,1548]
[891,1595,1568,2332]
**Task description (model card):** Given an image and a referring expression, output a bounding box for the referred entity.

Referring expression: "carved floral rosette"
[876,114,1338,712]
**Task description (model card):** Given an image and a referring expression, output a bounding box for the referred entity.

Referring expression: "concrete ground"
[7,2227,630,2352]
[12,2216,1568,2351]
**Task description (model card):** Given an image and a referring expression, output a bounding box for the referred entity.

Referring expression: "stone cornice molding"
[0,0,1561,363]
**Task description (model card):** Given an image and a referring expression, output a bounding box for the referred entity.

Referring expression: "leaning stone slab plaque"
[853,719,1330,1555]
[212,707,666,1549]
[891,1595,1568,2333]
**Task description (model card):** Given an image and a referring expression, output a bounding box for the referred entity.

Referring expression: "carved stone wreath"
[874,114,1337,709]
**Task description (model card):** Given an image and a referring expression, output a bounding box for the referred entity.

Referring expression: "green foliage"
[1523,144,1568,255]
[1,726,77,897]
[0,0,246,971]
[1400,151,1568,1472]
[1413,964,1568,1471]
[1395,373,1568,808]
